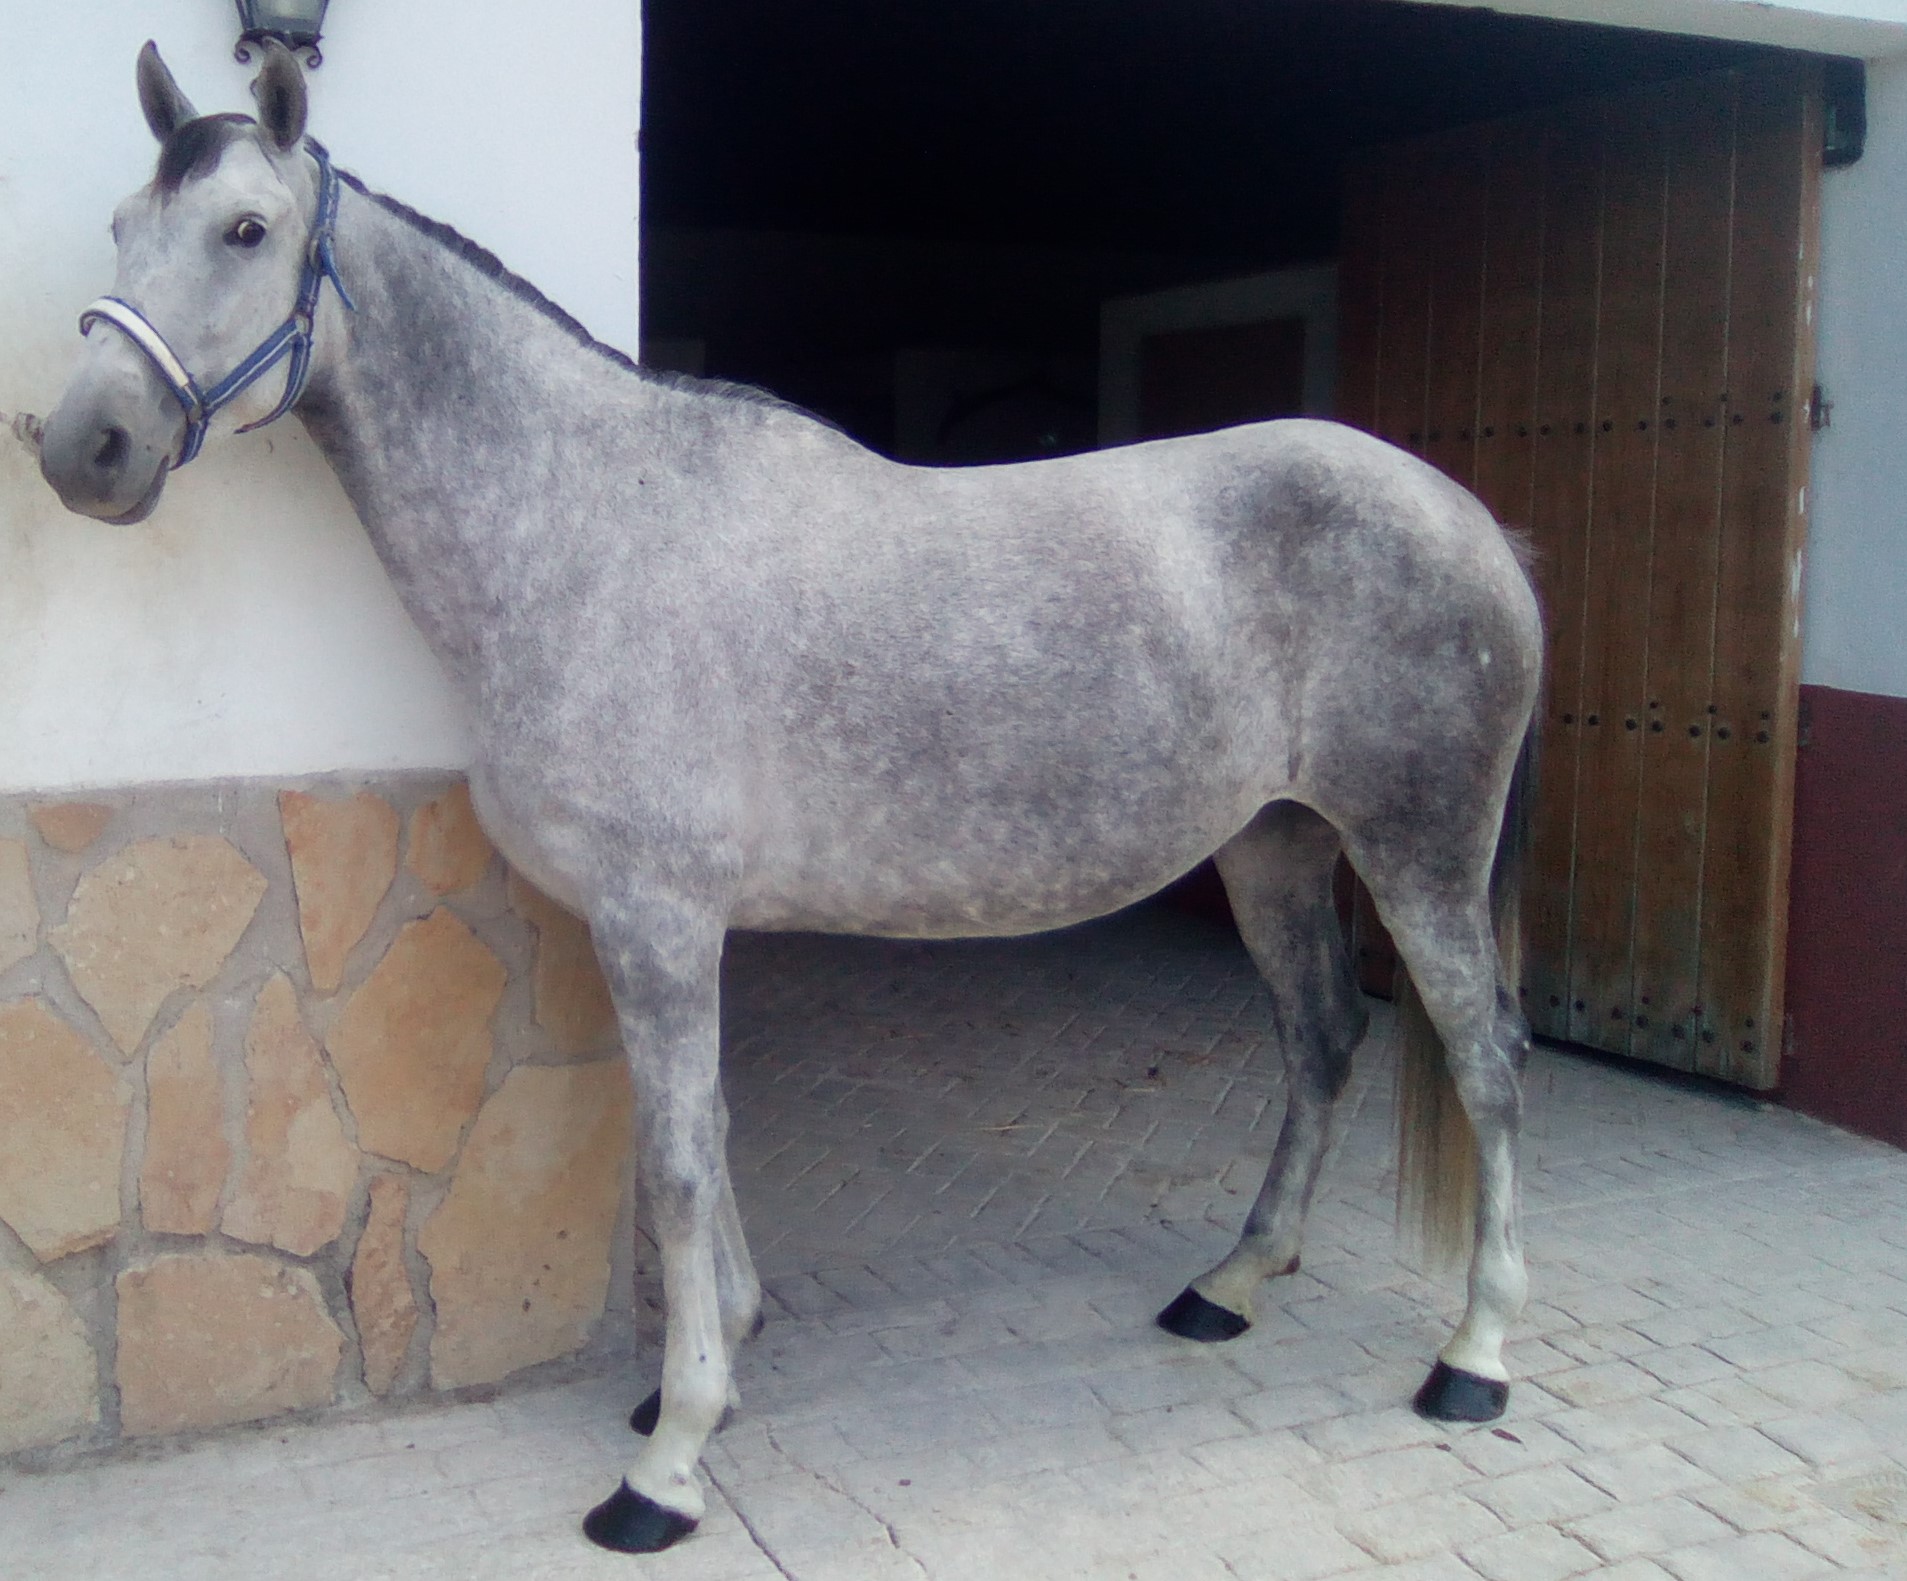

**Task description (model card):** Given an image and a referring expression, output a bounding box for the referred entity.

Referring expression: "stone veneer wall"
[0,776,639,1460]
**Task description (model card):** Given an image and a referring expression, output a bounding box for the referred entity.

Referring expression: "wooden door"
[1338,63,1822,1089]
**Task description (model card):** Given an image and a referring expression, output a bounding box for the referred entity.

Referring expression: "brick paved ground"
[8,907,1907,1579]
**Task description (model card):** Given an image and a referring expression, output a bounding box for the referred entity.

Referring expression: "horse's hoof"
[1157,1286,1251,1343]
[582,1480,698,1553]
[1413,1360,1510,1422]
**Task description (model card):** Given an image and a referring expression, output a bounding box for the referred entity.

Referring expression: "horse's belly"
[729,792,1257,939]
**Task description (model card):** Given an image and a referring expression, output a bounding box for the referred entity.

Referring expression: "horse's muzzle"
[39,399,173,524]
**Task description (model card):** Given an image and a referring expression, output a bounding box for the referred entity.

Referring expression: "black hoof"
[1413,1360,1510,1422]
[1156,1286,1251,1343]
[582,1480,698,1553]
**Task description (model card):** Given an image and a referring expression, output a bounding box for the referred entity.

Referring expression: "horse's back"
[690,415,1539,936]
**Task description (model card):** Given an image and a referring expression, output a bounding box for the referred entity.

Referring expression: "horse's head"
[41,40,331,523]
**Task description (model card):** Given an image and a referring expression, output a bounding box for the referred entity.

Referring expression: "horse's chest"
[466,764,592,916]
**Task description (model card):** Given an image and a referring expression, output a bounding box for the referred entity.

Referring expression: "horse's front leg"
[626,1083,762,1436]
[581,890,738,1555]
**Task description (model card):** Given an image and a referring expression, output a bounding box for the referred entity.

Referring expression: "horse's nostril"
[93,425,130,472]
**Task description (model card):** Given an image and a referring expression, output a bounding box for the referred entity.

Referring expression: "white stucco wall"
[0,2,640,794]
[1806,52,1907,698]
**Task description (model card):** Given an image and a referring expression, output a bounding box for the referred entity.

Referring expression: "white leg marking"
[1438,1128,1526,1381]
[625,1229,724,1518]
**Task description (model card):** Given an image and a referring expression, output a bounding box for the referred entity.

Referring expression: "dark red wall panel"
[1783,684,1907,1147]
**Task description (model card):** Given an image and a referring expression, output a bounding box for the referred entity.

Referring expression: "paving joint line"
[703,1460,801,1581]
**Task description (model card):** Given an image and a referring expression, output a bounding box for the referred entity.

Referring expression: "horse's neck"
[296,188,670,683]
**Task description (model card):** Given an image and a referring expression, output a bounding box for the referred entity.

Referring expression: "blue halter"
[77,141,355,468]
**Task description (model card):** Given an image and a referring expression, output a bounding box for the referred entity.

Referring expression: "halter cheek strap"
[77,140,355,469]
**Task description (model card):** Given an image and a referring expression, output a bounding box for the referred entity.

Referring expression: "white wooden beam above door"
[1397,0,1907,58]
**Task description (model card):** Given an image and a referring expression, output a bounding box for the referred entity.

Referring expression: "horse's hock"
[0,778,639,1459]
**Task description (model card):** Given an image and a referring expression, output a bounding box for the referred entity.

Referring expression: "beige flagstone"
[48,836,267,1055]
[0,999,127,1260]
[405,783,495,896]
[418,1059,632,1389]
[281,790,400,994]
[350,1173,418,1396]
[222,975,358,1257]
[116,1252,344,1436]
[328,908,507,1172]
[0,1268,100,1454]
[508,871,619,1055]
[0,839,37,975]
[139,1000,229,1236]
[28,802,113,855]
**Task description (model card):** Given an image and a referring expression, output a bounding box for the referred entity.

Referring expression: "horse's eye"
[227,217,268,249]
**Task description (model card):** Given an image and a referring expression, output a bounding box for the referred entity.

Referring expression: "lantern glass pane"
[240,0,328,42]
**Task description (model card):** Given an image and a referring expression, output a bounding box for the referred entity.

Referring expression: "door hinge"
[1824,59,1867,169]
[1810,383,1833,432]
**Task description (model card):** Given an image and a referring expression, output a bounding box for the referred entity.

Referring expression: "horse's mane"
[333,165,841,433]
[154,115,832,428]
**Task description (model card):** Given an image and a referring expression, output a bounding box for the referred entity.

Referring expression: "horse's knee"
[637,1138,725,1231]
[1302,1024,1360,1102]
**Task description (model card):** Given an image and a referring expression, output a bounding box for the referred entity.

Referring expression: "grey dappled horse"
[41,44,1543,1554]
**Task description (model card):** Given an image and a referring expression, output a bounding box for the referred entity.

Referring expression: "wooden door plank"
[1422,123,1491,492]
[1564,87,1672,1055]
[1472,122,1546,537]
[1522,105,1604,1045]
[1351,141,1441,998]
[1697,63,1820,1088]
[1469,119,1548,1021]
[1372,140,1434,460]
[1628,73,1739,1071]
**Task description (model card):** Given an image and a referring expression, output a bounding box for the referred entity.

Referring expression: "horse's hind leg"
[1158,802,1367,1341]
[1369,877,1532,1422]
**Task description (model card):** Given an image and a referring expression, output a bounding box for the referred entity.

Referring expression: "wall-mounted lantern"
[234,0,331,68]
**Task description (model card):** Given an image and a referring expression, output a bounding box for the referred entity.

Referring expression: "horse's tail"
[1395,716,1537,1270]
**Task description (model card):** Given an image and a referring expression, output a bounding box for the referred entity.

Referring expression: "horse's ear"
[136,41,197,142]
[251,38,308,151]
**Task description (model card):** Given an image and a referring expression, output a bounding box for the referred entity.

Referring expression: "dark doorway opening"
[639,0,1779,456]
